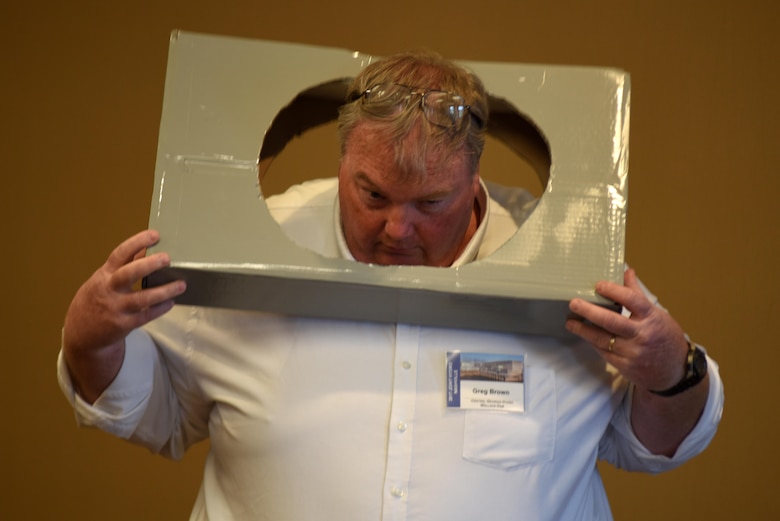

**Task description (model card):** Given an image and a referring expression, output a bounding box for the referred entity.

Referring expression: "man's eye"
[364,190,385,203]
[415,199,445,213]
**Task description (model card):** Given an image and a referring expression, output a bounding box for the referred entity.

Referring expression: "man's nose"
[384,205,415,240]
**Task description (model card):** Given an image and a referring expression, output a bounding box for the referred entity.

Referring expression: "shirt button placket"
[382,324,419,520]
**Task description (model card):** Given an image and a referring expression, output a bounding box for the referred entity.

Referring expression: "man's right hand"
[62,230,186,403]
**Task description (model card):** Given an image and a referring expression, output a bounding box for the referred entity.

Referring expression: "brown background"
[3,0,778,519]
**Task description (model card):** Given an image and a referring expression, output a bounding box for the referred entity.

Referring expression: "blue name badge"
[446,351,526,413]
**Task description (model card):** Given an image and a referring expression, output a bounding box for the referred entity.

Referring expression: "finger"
[105,297,177,337]
[568,298,635,339]
[141,298,178,324]
[623,267,639,289]
[109,251,171,291]
[106,230,161,271]
[120,280,187,314]
[595,278,653,320]
[565,317,620,355]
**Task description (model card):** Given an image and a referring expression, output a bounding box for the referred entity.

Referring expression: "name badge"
[446,351,526,413]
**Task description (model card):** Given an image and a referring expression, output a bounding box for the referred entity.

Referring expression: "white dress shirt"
[58,178,724,521]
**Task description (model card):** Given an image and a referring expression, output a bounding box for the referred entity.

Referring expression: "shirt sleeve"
[57,324,207,460]
[598,348,724,473]
[596,271,725,471]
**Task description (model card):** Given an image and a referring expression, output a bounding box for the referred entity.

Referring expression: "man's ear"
[472,166,481,192]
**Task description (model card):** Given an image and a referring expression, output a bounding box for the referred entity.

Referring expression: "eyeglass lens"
[423,92,467,127]
[362,84,470,128]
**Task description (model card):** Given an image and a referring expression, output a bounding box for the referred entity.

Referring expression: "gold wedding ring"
[608,336,616,352]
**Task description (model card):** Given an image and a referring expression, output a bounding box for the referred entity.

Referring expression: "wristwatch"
[649,341,708,397]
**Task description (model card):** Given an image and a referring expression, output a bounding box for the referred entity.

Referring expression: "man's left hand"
[566,268,689,392]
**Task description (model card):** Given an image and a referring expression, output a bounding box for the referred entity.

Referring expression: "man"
[60,50,723,520]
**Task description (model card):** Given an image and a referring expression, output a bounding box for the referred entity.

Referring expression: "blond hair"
[337,50,488,176]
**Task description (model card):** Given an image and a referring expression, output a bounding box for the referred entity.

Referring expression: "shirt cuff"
[57,328,158,439]
[614,349,724,472]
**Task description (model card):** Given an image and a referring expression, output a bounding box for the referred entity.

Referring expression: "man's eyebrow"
[354,172,383,191]
[354,172,373,184]
[354,171,452,200]
[419,190,451,201]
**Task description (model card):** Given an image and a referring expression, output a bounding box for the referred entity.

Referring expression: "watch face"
[692,348,707,377]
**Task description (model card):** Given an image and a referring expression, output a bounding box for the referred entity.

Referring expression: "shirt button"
[402,361,412,370]
[390,487,405,498]
[397,421,408,432]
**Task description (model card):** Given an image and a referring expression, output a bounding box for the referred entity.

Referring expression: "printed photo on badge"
[446,351,526,413]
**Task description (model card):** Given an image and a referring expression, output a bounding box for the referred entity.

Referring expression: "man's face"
[338,124,480,267]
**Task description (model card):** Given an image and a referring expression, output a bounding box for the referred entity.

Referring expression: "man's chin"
[368,249,426,267]
[373,256,423,266]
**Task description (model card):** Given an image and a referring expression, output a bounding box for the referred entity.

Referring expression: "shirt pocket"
[462,366,556,471]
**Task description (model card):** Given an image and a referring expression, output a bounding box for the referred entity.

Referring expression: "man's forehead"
[345,121,471,176]
[344,121,394,154]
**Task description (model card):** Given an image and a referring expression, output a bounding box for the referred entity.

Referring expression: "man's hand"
[566,268,709,456]
[62,230,186,403]
[565,267,688,392]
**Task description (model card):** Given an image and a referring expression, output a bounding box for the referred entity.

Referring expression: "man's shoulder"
[264,178,339,256]
[265,178,338,210]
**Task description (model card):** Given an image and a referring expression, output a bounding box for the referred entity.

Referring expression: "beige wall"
[4,0,777,518]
